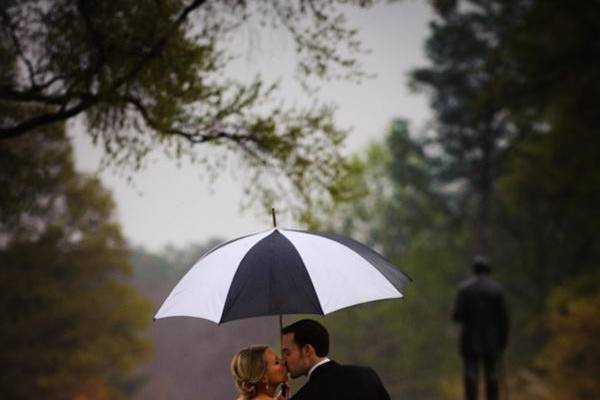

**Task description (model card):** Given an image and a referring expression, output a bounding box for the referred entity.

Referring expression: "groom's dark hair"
[282,319,329,357]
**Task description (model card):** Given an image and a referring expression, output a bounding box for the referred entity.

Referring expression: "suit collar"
[308,359,339,381]
[308,358,331,380]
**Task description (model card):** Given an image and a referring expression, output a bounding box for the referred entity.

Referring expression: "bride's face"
[263,347,288,386]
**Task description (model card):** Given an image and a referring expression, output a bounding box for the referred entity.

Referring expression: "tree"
[410,0,527,254]
[535,273,600,399]
[407,0,600,392]
[498,0,600,130]
[489,0,600,364]
[325,2,600,398]
[0,125,152,399]
[320,120,469,399]
[0,0,376,218]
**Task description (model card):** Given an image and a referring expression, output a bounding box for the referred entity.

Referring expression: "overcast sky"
[71,1,433,251]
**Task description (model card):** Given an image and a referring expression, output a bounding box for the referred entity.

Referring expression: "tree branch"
[123,94,269,164]
[0,87,82,105]
[111,0,208,90]
[0,0,208,139]
[0,97,95,139]
[0,7,39,88]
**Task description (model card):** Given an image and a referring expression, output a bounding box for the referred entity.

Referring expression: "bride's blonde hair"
[230,345,269,398]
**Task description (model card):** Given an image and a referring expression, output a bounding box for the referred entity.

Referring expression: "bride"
[231,345,289,400]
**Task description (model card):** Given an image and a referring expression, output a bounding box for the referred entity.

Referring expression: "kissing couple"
[230,319,391,400]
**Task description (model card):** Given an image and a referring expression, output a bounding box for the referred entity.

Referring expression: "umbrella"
[154,225,411,324]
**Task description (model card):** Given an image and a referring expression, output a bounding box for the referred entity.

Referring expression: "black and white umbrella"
[154,228,411,324]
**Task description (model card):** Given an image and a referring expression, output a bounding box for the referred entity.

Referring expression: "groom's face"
[282,333,310,378]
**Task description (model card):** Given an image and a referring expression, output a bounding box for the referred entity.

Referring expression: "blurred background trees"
[317,1,600,399]
[0,125,151,398]
[1,0,598,399]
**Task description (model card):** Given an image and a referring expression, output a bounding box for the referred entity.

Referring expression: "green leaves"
[0,128,151,398]
[305,119,468,398]
[1,0,376,218]
[314,3,600,395]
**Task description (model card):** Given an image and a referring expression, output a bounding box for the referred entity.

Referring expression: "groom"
[281,319,391,400]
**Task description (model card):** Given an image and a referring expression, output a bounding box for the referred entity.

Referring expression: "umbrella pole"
[272,208,280,349]
[279,314,283,350]
[272,208,282,349]
[273,209,290,397]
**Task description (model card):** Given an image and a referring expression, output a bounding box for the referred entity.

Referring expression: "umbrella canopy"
[154,228,411,324]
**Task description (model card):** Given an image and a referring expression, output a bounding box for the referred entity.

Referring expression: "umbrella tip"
[272,208,277,227]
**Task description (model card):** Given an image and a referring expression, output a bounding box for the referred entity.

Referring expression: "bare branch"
[0,7,38,88]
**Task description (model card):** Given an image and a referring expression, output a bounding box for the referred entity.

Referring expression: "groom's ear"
[302,344,316,357]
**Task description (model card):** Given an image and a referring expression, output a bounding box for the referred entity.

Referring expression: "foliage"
[405,0,599,390]
[500,0,600,128]
[409,0,530,253]
[536,273,600,399]
[129,240,221,302]
[320,120,470,399]
[0,126,152,399]
[319,2,600,399]
[0,0,378,218]
[490,0,600,367]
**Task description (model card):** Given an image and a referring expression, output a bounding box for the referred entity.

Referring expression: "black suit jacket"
[452,275,509,357]
[290,360,391,400]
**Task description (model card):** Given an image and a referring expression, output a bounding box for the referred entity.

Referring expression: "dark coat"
[452,275,509,357]
[290,360,391,400]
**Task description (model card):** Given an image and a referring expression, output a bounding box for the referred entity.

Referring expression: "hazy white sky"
[71,1,433,251]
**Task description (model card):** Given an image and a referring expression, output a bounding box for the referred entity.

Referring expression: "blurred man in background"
[453,256,510,400]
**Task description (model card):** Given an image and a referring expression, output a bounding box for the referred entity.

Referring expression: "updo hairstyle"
[230,345,269,398]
